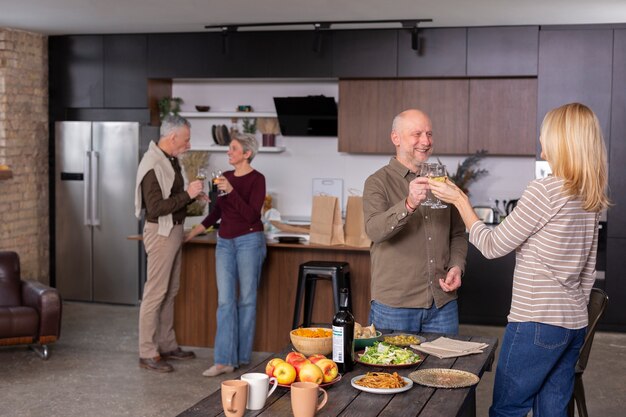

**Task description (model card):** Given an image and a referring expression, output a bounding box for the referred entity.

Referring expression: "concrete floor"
[1,302,625,417]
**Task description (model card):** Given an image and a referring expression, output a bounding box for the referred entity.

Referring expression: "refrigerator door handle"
[91,151,100,226]
[84,151,91,226]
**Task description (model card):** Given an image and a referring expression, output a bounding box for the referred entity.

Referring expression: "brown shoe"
[160,347,196,361]
[139,356,174,373]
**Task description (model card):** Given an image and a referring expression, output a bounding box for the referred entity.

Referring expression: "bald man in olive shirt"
[363,109,467,335]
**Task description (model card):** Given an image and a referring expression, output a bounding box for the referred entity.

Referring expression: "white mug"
[240,372,278,410]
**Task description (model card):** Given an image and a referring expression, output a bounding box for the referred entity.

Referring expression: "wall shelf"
[180,111,277,119]
[192,145,285,153]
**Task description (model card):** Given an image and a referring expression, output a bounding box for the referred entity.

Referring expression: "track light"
[312,23,331,53]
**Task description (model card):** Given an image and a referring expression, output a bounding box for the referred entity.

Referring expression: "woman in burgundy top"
[186,133,266,377]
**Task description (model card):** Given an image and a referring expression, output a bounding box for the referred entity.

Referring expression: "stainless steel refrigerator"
[55,121,157,305]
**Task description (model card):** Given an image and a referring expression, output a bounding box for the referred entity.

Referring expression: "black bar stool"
[292,261,352,329]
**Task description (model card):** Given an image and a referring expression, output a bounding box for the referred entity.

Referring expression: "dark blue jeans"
[368,299,459,335]
[490,322,586,417]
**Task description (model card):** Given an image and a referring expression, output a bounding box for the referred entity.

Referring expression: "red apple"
[298,363,324,385]
[265,358,285,378]
[315,358,339,383]
[307,354,327,364]
[292,358,311,381]
[273,362,297,385]
[285,351,307,366]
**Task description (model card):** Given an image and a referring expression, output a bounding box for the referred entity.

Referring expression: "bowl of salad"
[356,341,422,368]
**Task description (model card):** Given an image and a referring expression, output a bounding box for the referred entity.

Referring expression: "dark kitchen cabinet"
[147,33,215,78]
[537,28,613,156]
[332,30,398,77]
[49,35,104,112]
[604,238,626,330]
[467,26,539,76]
[609,29,626,238]
[459,245,514,326]
[468,78,537,155]
[266,31,333,77]
[103,35,147,108]
[398,28,467,77]
[211,32,273,77]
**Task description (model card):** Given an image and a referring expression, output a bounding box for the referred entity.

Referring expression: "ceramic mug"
[240,372,278,410]
[221,380,249,417]
[290,381,328,417]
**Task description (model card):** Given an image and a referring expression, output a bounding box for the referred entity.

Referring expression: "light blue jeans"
[490,322,586,417]
[368,299,459,335]
[214,232,266,367]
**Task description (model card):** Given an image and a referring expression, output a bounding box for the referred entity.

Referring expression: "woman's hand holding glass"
[428,175,465,206]
[212,170,229,196]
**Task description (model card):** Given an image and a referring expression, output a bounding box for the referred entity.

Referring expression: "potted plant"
[158,97,184,120]
[257,117,281,147]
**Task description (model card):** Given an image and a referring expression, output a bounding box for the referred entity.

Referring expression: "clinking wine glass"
[419,163,434,206]
[196,168,207,196]
[428,163,448,209]
[212,170,228,197]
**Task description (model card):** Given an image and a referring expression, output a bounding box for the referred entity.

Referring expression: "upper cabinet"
[537,28,613,155]
[49,35,104,113]
[332,30,398,78]
[266,31,333,78]
[469,78,537,155]
[398,28,467,77]
[609,29,626,238]
[103,35,147,108]
[147,33,216,78]
[467,26,539,76]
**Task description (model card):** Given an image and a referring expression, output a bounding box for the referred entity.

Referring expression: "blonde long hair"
[540,103,610,212]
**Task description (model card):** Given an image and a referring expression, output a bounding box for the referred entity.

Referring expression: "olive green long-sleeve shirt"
[363,158,468,309]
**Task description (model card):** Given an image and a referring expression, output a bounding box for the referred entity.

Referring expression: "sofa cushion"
[0,306,39,339]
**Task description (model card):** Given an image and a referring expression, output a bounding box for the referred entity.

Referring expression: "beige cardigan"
[134,141,176,237]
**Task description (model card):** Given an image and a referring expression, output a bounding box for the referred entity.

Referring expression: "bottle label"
[332,325,344,363]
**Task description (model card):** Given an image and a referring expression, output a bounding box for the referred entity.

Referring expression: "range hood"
[273,95,337,137]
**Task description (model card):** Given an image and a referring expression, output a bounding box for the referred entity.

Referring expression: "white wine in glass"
[428,164,448,209]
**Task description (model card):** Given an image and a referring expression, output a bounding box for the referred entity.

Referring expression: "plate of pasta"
[350,372,413,394]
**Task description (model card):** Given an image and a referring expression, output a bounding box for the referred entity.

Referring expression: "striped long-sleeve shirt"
[469,176,599,329]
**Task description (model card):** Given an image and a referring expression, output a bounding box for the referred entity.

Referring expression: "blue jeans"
[368,299,459,335]
[214,232,266,367]
[490,322,586,417]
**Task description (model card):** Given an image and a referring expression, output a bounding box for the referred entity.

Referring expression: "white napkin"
[411,337,489,359]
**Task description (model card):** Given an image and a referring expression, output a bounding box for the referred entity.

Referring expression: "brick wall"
[0,28,49,283]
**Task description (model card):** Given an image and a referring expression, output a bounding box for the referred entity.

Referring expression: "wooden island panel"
[173,235,372,352]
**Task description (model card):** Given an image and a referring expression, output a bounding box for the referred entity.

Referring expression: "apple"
[285,351,307,366]
[273,361,297,385]
[315,358,339,383]
[298,363,324,385]
[291,358,311,381]
[265,358,285,378]
[307,354,326,364]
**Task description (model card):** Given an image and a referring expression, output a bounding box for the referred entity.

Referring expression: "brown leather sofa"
[0,251,62,359]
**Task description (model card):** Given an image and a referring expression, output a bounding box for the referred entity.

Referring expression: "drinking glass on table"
[212,170,228,196]
[427,163,448,209]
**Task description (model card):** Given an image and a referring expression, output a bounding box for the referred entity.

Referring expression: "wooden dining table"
[177,333,498,417]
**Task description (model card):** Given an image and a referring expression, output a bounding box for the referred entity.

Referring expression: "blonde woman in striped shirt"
[430,102,609,417]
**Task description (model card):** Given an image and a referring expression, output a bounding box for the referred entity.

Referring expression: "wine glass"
[196,168,207,196]
[427,163,448,209]
[419,163,434,206]
[212,170,227,197]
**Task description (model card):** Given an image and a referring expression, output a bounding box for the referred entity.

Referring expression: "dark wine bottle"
[332,288,355,374]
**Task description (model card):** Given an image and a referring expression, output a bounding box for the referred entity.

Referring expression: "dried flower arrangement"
[257,118,281,135]
[440,149,489,195]
[180,151,210,216]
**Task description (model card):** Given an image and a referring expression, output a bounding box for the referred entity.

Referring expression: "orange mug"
[221,380,248,417]
[290,381,328,417]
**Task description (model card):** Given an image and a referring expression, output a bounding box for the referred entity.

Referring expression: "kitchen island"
[173,233,371,352]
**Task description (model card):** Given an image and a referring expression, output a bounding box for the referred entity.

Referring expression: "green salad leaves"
[359,342,421,365]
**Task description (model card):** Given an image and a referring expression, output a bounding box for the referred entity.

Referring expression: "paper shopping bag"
[344,195,371,248]
[309,195,345,246]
